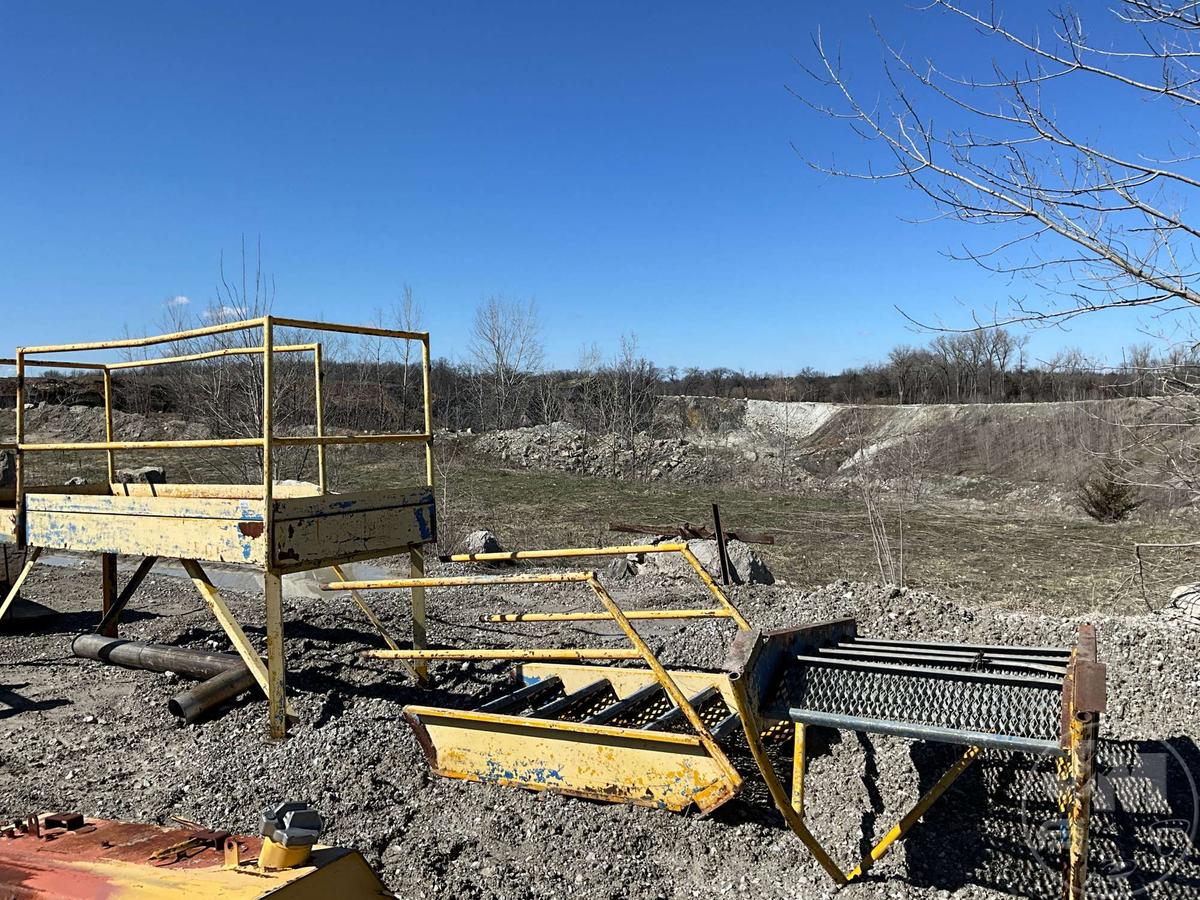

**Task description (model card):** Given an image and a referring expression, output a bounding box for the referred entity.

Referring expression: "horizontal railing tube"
[71,634,242,681]
[168,666,259,723]
[783,707,1063,757]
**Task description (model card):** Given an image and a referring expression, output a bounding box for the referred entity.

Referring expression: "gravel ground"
[2,559,1198,899]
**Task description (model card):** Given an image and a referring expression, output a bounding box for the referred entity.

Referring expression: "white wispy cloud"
[203,304,247,321]
[166,295,190,307]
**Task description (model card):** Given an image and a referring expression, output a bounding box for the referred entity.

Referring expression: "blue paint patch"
[480,758,564,787]
[414,507,432,541]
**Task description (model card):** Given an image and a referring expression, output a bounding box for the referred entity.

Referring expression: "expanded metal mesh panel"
[772,662,1063,742]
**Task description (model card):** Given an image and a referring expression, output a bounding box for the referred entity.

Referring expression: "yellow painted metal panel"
[24,492,266,520]
[23,507,266,565]
[273,486,433,520]
[0,506,16,545]
[406,706,737,813]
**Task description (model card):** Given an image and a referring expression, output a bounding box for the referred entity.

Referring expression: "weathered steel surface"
[16,484,434,570]
[23,492,268,565]
[168,665,258,723]
[272,486,435,570]
[405,705,739,813]
[0,816,394,898]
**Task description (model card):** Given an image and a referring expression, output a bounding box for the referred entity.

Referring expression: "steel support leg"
[99,553,118,638]
[180,559,295,728]
[94,556,157,637]
[264,570,287,739]
[409,547,429,684]
[727,681,848,886]
[1066,712,1098,900]
[328,563,421,682]
[792,722,806,819]
[845,744,982,882]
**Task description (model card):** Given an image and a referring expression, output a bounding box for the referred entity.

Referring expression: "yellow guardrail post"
[313,342,326,493]
[13,348,24,548]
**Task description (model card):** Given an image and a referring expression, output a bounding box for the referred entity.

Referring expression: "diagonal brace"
[0,546,42,622]
[94,556,158,636]
[328,563,420,682]
[844,744,982,882]
[180,558,296,719]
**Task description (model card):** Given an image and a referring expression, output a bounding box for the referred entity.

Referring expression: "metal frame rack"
[329,553,1105,899]
[1,316,437,737]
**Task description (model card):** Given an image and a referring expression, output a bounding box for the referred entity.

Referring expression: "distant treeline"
[658,331,1169,405]
[1,329,1183,437]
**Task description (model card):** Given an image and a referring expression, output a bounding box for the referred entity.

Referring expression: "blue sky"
[0,2,1173,372]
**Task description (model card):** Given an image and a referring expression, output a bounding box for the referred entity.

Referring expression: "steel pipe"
[168,666,260,724]
[71,634,242,680]
[21,316,265,354]
[482,608,733,623]
[441,543,687,563]
[362,647,643,661]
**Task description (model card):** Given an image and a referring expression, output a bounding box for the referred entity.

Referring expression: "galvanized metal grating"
[475,677,739,740]
[774,664,1062,741]
[767,636,1069,746]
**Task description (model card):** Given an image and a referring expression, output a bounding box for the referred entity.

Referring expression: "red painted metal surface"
[0,815,266,899]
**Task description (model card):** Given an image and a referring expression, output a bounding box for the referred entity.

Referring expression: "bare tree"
[125,238,316,484]
[393,285,423,431]
[801,2,1200,511]
[468,296,543,430]
[598,334,660,477]
[801,1,1200,326]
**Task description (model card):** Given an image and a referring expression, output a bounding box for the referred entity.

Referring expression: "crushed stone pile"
[472,421,722,482]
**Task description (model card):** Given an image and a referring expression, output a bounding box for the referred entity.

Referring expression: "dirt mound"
[473,421,722,482]
[0,403,209,445]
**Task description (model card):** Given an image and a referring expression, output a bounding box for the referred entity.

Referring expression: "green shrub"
[1077,462,1141,522]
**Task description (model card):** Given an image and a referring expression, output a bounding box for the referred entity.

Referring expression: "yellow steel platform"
[1,316,438,738]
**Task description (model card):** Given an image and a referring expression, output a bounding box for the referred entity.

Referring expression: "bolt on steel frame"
[1,316,437,738]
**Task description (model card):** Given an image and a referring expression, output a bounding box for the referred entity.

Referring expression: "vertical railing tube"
[421,334,433,490]
[261,316,287,739]
[262,317,274,528]
[313,342,326,494]
[102,367,116,483]
[13,349,24,548]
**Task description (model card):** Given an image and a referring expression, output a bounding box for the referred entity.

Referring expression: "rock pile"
[473,422,716,481]
[626,537,775,585]
[1164,583,1200,630]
